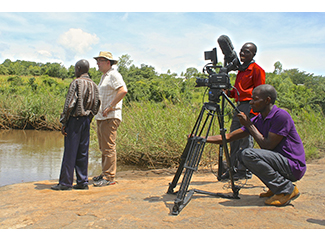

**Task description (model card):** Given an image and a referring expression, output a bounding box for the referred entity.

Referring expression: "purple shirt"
[241,105,306,180]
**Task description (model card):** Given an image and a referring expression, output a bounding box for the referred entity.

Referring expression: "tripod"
[167,89,241,215]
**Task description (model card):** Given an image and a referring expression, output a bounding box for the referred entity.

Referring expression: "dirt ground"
[0,158,324,230]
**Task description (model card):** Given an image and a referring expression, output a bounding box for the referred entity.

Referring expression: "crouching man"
[206,84,306,206]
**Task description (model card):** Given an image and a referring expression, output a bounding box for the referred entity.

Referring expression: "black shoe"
[233,171,252,180]
[219,170,230,180]
[219,169,252,181]
[92,175,103,182]
[73,184,89,190]
[51,184,72,191]
[93,179,116,187]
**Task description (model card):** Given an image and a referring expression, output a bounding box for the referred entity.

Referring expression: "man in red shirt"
[221,42,265,180]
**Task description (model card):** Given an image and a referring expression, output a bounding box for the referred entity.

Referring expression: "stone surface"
[0,159,325,229]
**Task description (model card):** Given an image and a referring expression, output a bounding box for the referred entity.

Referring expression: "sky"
[1,1,325,77]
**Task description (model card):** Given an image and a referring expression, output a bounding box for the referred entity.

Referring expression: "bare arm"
[206,128,249,145]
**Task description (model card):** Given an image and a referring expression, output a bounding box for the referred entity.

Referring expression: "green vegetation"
[1,57,325,169]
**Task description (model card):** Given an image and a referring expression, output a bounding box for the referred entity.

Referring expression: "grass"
[0,75,69,130]
[1,74,325,169]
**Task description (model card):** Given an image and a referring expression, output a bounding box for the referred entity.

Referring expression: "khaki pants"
[96,119,121,181]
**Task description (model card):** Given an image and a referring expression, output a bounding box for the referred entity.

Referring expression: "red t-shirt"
[229,62,265,102]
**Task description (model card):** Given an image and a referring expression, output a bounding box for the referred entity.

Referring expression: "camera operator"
[222,42,265,180]
[206,84,306,206]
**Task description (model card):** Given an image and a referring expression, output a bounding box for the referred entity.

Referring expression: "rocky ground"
[0,158,324,230]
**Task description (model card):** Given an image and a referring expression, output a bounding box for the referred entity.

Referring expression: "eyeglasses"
[96,59,108,63]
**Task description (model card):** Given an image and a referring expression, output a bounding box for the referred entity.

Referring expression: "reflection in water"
[0,130,101,187]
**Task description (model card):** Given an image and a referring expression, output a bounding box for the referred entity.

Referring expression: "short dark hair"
[245,42,257,55]
[254,84,277,104]
[75,59,89,76]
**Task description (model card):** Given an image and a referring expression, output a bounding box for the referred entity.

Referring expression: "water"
[0,129,102,187]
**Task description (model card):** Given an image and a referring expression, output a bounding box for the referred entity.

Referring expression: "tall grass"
[1,74,325,168]
[290,107,325,160]
[90,100,238,169]
[0,75,69,130]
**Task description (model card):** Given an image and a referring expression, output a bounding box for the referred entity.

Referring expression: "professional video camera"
[195,48,231,90]
[167,35,242,215]
[195,35,242,101]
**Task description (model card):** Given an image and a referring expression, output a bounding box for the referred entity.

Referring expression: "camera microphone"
[217,35,236,61]
[217,35,241,71]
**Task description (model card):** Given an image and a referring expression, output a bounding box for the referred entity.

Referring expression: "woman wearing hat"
[93,51,128,186]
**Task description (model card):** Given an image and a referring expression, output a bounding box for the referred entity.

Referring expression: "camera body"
[195,39,240,102]
[196,68,231,90]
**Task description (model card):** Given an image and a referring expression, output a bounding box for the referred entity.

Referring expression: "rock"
[0,161,325,229]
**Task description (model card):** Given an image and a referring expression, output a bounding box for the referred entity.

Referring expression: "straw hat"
[93,51,118,65]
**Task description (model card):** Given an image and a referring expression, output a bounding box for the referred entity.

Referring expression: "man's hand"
[237,112,252,127]
[103,106,113,117]
[61,126,67,136]
[237,111,284,150]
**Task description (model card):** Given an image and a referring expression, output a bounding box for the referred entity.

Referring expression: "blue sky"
[1,2,325,76]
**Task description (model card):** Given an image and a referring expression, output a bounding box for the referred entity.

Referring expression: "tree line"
[1,56,325,115]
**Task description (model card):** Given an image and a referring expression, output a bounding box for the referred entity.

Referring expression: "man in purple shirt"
[206,84,306,206]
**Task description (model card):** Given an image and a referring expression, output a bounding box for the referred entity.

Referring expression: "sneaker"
[264,185,300,206]
[260,189,274,198]
[51,184,72,191]
[73,184,89,190]
[93,179,116,187]
[92,175,103,182]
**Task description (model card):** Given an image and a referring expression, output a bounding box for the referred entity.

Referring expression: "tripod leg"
[217,144,225,180]
[220,131,240,198]
[172,104,217,215]
[167,138,194,194]
[218,93,241,198]
[172,136,207,215]
[167,105,206,194]
[217,94,226,180]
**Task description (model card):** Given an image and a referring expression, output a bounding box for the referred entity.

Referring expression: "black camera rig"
[196,48,231,89]
[167,35,242,215]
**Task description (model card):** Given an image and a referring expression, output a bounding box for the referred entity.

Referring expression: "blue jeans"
[240,148,296,194]
[59,116,90,187]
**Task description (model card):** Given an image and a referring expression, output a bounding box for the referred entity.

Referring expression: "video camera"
[195,35,241,100]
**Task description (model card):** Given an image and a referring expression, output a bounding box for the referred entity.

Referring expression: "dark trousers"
[229,102,254,171]
[59,116,90,187]
[240,148,296,194]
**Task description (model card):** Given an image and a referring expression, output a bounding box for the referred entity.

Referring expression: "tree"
[28,65,41,76]
[184,67,199,79]
[273,61,282,74]
[67,65,75,78]
[0,65,8,75]
[117,54,133,79]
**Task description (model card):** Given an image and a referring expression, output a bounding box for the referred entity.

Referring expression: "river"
[0,129,104,187]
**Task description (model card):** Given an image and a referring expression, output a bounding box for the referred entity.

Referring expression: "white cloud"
[121,13,129,21]
[58,28,99,55]
[37,50,52,58]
